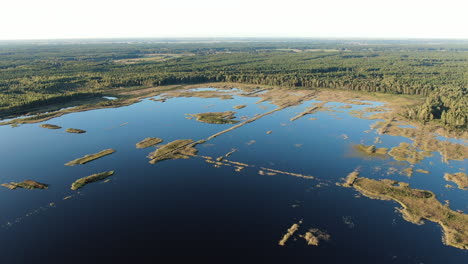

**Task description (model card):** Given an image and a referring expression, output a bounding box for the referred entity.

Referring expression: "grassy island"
[233,104,246,109]
[342,175,468,250]
[354,144,388,156]
[65,128,86,133]
[301,228,331,246]
[1,180,48,190]
[71,171,114,190]
[65,149,116,166]
[148,139,198,164]
[389,142,432,164]
[136,137,163,149]
[40,124,61,129]
[444,172,468,190]
[188,111,239,124]
[278,223,300,246]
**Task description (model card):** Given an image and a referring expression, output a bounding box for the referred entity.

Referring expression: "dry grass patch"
[188,111,239,124]
[40,124,61,129]
[136,137,163,149]
[65,149,116,166]
[354,144,388,156]
[1,180,48,190]
[278,222,301,246]
[444,172,468,190]
[233,104,246,109]
[301,229,331,246]
[148,139,198,164]
[389,142,432,164]
[71,171,114,190]
[66,128,86,134]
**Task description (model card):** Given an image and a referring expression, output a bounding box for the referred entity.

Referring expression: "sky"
[1,0,467,40]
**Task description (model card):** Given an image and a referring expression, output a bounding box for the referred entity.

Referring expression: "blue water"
[0,90,466,263]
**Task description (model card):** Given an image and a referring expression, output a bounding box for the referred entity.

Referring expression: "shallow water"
[0,89,466,263]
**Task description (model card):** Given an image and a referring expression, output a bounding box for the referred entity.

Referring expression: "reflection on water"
[0,88,466,263]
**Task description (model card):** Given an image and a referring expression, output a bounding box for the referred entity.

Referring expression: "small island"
[233,104,246,109]
[148,139,198,164]
[71,171,115,190]
[354,144,388,156]
[66,128,86,134]
[188,111,239,124]
[40,124,61,129]
[65,149,116,166]
[136,137,163,149]
[1,180,48,190]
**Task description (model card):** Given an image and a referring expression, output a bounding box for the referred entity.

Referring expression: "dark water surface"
[0,90,466,263]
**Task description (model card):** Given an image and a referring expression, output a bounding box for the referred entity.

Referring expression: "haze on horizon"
[1,0,467,40]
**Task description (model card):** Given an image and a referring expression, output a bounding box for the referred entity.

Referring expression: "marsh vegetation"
[65,149,116,166]
[136,137,163,149]
[343,175,468,250]
[188,111,239,124]
[71,171,115,190]
[40,124,61,129]
[444,172,468,190]
[65,128,86,134]
[148,139,198,164]
[1,180,48,190]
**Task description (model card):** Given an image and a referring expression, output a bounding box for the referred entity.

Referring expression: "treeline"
[403,86,467,129]
[0,40,467,129]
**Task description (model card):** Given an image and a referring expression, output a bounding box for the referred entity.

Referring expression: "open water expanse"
[0,88,466,263]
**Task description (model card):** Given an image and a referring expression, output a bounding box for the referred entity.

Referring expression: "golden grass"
[388,142,432,164]
[290,102,326,121]
[301,229,331,246]
[278,222,301,246]
[444,172,468,190]
[354,144,388,156]
[416,169,430,174]
[188,111,239,124]
[40,124,61,129]
[402,167,414,177]
[65,149,116,166]
[71,171,114,190]
[136,137,163,149]
[1,180,48,190]
[148,139,198,164]
[341,171,360,187]
[343,175,468,250]
[233,104,246,109]
[65,128,86,134]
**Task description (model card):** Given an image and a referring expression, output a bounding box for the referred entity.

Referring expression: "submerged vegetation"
[444,172,468,190]
[71,171,115,190]
[136,137,163,149]
[148,139,198,164]
[342,175,468,250]
[188,111,239,124]
[1,180,48,190]
[65,149,116,166]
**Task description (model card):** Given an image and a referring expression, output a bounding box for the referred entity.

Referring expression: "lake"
[0,87,466,263]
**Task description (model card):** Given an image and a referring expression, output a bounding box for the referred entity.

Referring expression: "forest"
[0,39,466,129]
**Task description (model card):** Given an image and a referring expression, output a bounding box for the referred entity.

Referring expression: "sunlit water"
[0,90,466,263]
